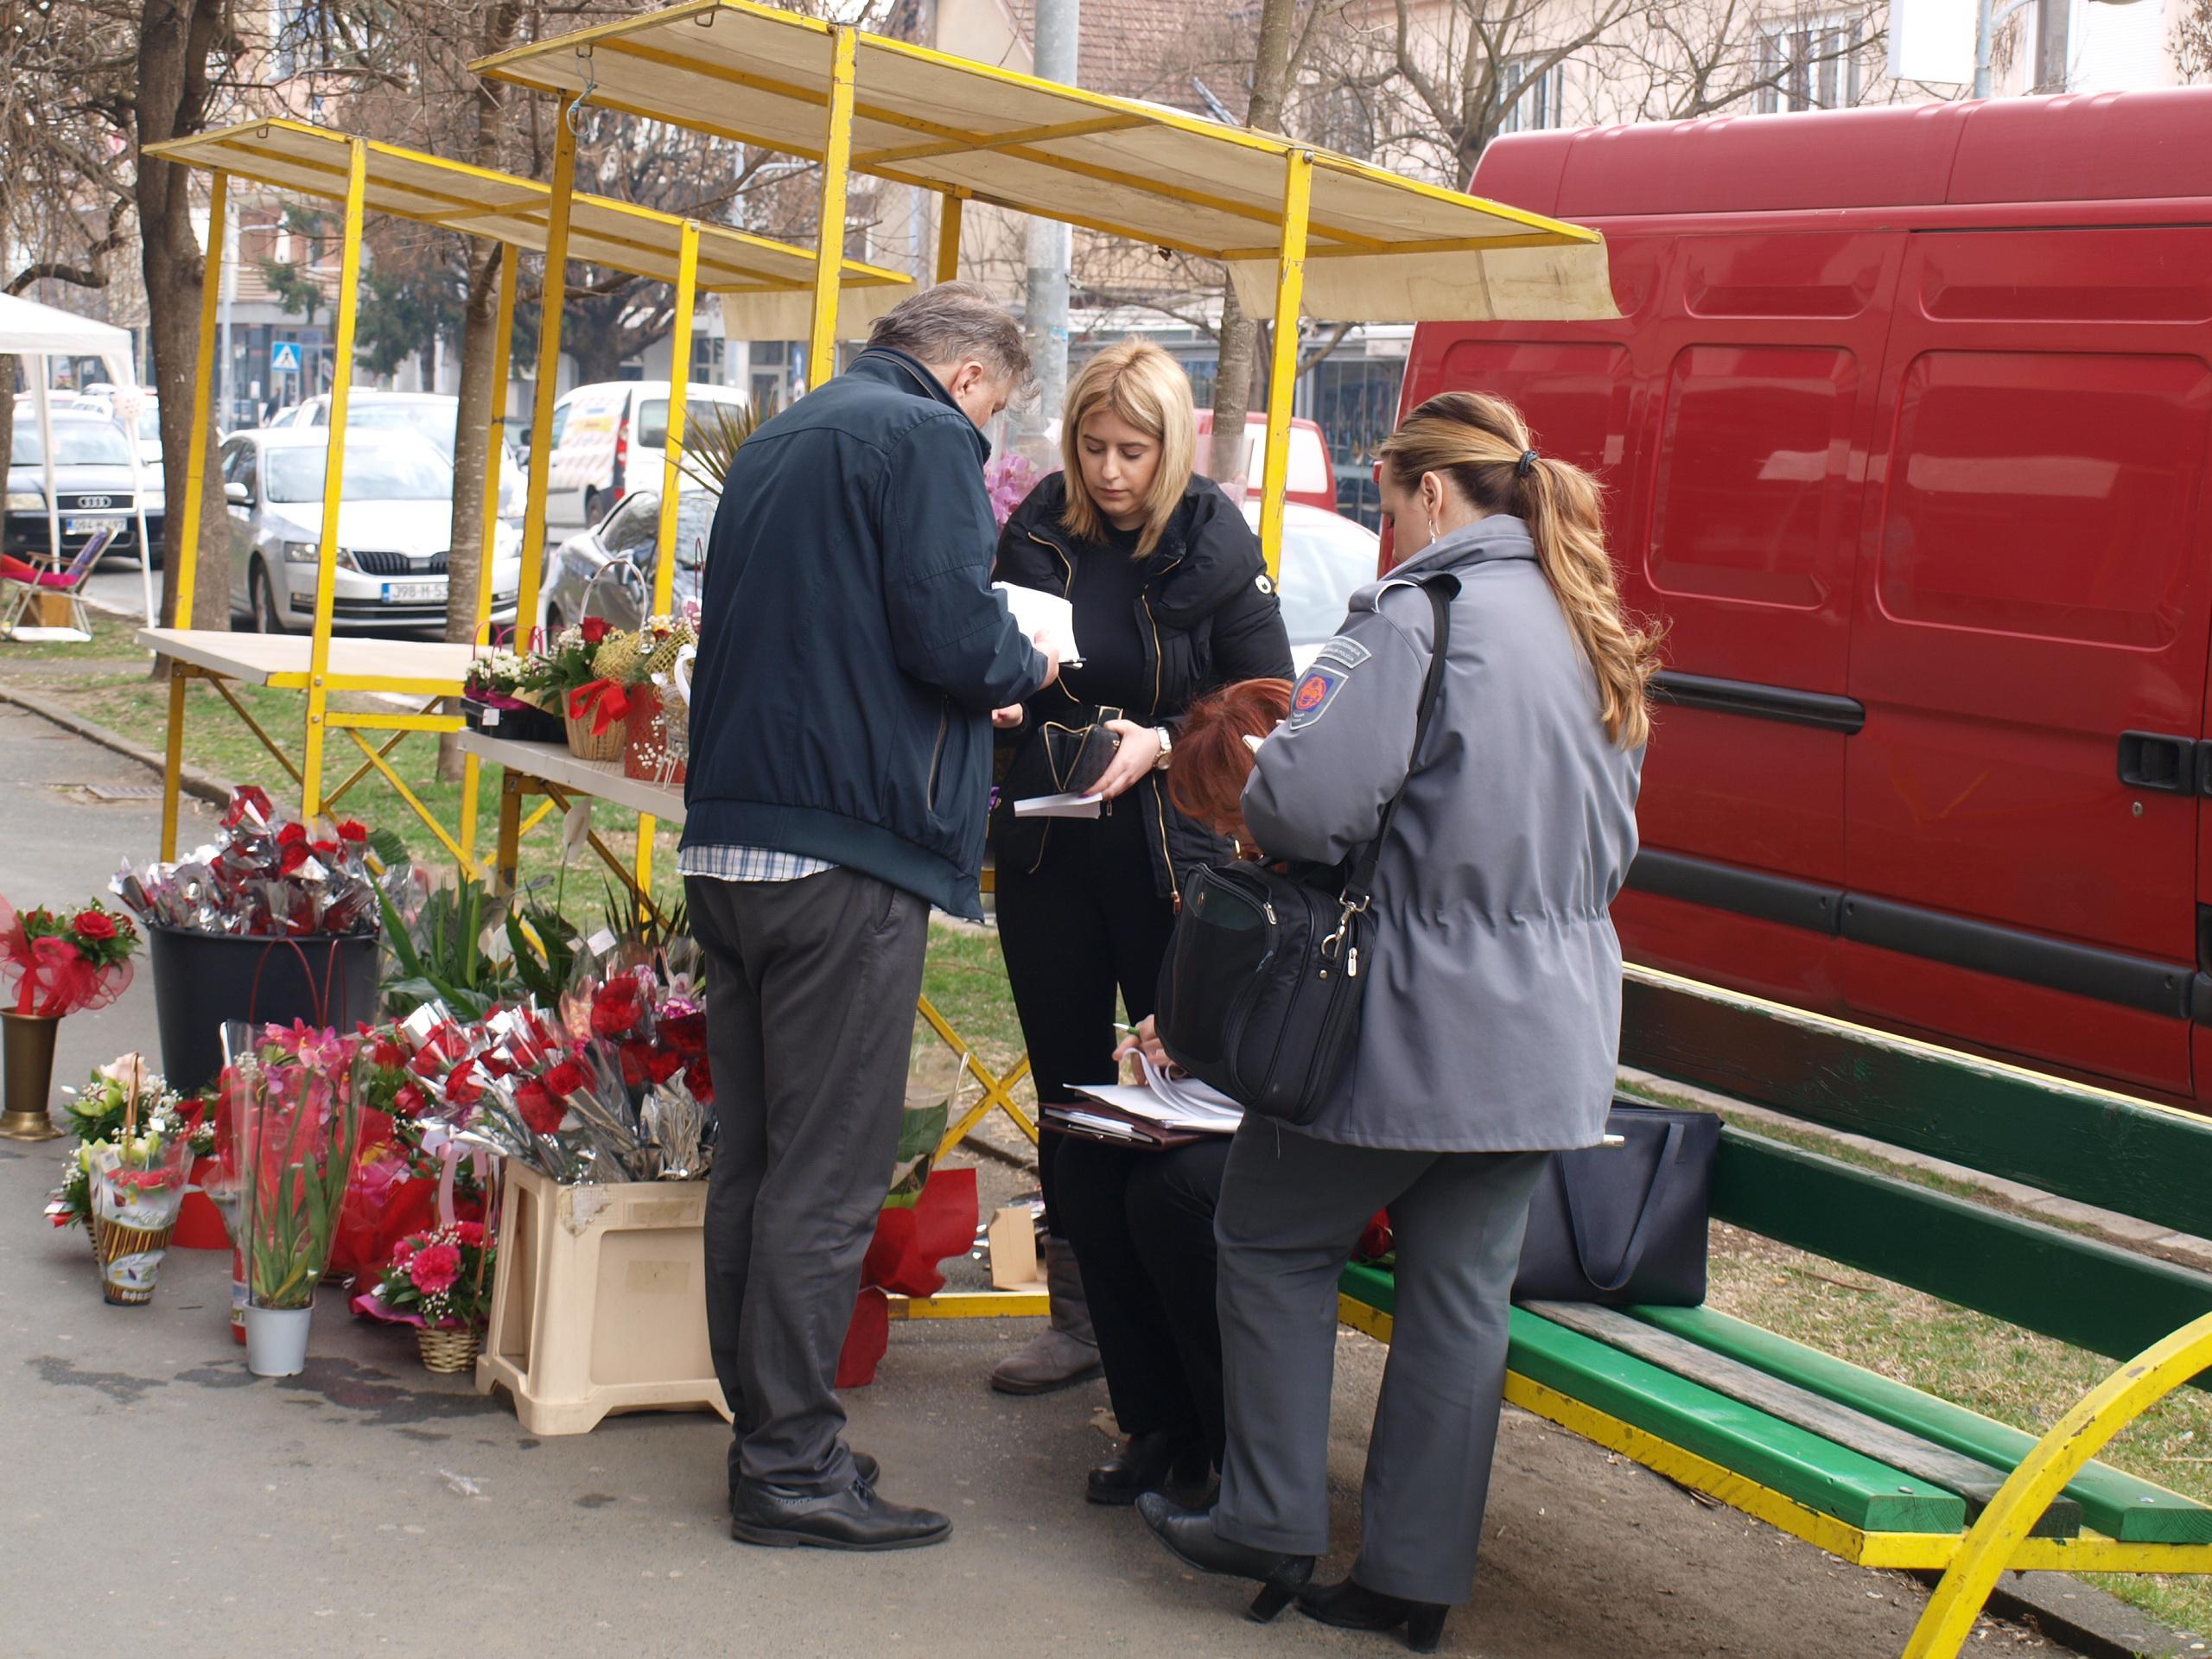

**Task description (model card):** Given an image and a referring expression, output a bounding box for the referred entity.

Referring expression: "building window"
[1755,15,1866,112]
[1499,57,1567,136]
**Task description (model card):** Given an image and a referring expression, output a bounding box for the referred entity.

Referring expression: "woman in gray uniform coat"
[1136,391,1658,1652]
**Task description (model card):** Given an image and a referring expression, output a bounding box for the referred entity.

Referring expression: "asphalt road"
[0,701,2053,1659]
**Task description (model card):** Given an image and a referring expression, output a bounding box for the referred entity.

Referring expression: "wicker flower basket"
[563,707,626,762]
[96,1217,176,1306]
[417,1324,484,1375]
[621,686,687,785]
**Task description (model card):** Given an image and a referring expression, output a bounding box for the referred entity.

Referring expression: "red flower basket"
[622,685,686,785]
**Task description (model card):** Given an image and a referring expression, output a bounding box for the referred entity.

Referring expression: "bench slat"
[1526,1300,2081,1538]
[1622,967,2212,1241]
[1339,1268,1968,1535]
[1633,1304,2212,1544]
[1713,1128,2212,1376]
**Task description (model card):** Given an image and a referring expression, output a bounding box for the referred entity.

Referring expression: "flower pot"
[244,1303,315,1376]
[621,687,686,785]
[563,707,626,762]
[0,1010,61,1141]
[145,925,378,1096]
[417,1324,484,1375]
[96,1216,177,1306]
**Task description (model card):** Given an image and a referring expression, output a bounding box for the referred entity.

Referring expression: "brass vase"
[0,1011,61,1141]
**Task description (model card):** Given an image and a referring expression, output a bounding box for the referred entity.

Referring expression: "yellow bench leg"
[1903,1308,2212,1658]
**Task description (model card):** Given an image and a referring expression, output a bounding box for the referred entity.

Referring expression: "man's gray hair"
[867,281,1033,391]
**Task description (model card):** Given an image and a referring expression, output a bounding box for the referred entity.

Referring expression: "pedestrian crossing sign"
[270,340,302,372]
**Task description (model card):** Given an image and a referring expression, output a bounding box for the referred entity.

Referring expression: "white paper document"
[1014,791,1104,819]
[995,582,1083,665]
[1074,1053,1243,1135]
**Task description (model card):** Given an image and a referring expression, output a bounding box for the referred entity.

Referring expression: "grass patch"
[0,607,143,658]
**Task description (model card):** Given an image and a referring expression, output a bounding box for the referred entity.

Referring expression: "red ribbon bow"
[567,678,630,736]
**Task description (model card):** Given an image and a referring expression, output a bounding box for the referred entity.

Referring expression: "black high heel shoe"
[1297,1578,1450,1653]
[1135,1494,1315,1623]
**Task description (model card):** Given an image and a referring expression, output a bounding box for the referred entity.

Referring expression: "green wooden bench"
[1335,965,2212,1659]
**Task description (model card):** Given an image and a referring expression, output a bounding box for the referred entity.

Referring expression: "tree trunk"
[438,242,504,782]
[439,1,521,784]
[1207,0,1304,489]
[563,305,626,389]
[0,360,15,507]
[137,0,230,642]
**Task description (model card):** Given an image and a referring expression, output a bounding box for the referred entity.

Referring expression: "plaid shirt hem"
[677,844,837,883]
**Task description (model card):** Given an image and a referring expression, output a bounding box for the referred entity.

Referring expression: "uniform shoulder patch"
[1288,662,1348,729]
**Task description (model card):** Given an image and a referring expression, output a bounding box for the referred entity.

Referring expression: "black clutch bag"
[995,705,1123,869]
[1512,1099,1720,1307]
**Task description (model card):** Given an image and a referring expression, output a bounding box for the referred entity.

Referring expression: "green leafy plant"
[676,397,773,497]
[237,1029,364,1311]
[379,875,524,1021]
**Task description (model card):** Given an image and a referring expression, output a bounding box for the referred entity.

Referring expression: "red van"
[1401,91,2212,1105]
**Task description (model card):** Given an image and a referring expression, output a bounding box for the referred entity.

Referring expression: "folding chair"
[1,523,117,640]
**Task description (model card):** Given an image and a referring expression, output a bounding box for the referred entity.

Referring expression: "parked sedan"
[1236,499,1382,671]
[5,413,163,568]
[272,390,525,520]
[220,427,521,633]
[541,486,715,635]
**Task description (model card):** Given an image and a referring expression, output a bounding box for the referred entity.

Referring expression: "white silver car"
[219,427,521,633]
[271,391,524,521]
[1236,499,1382,671]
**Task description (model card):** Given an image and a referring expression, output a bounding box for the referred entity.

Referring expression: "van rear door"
[1842,226,2212,1097]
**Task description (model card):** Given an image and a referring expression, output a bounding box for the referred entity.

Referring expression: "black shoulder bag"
[1154,578,1453,1126]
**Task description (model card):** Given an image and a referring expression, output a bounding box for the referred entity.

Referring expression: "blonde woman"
[986,340,1292,1497]
[1137,391,1657,1651]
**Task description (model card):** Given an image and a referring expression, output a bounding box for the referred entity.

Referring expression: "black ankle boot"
[1298,1577,1450,1653]
[1135,1494,1315,1623]
[1086,1432,1210,1506]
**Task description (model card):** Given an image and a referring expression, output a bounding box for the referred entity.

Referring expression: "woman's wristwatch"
[1153,725,1174,770]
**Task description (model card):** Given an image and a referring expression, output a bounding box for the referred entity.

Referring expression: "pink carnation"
[407,1242,461,1294]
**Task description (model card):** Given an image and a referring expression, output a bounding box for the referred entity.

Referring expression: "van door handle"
[2116,731,2198,795]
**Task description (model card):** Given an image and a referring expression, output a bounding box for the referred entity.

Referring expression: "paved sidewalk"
[0,704,2063,1659]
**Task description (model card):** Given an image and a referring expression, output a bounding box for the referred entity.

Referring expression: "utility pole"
[1020,0,1077,442]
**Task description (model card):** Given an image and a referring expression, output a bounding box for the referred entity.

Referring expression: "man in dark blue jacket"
[681,283,1055,1554]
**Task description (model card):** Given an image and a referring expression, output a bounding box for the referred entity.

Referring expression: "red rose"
[371,1037,409,1071]
[72,910,118,942]
[480,1052,516,1078]
[659,1010,706,1061]
[336,820,368,843]
[276,821,308,848]
[578,616,610,645]
[393,1082,428,1119]
[619,1044,647,1090]
[310,839,340,860]
[513,1077,564,1136]
[278,842,310,875]
[685,1054,712,1104]
[543,1058,590,1099]
[223,785,274,828]
[443,1057,484,1109]
[645,1048,684,1086]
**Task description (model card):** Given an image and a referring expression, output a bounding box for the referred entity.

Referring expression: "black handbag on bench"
[1512,1098,1721,1307]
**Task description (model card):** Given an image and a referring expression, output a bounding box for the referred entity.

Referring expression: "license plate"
[65,517,121,537]
[384,581,444,604]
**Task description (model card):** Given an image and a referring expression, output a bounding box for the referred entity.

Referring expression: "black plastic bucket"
[147,924,380,1094]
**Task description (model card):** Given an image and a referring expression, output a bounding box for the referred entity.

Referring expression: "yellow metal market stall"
[137,117,911,872]
[461,0,1618,1166]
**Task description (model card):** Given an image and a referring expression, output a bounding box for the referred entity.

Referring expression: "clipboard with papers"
[1044,1055,1243,1148]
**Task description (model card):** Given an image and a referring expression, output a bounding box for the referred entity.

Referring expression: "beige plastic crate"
[474,1162,734,1436]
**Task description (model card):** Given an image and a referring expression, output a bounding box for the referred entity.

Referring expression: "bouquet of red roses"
[0,895,138,1017]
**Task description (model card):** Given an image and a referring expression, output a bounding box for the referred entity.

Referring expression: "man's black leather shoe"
[729,1452,878,1511]
[731,1476,950,1552]
[1086,1432,1209,1506]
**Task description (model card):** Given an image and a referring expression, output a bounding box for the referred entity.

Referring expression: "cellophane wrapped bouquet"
[111,785,422,939]
[0,897,138,1017]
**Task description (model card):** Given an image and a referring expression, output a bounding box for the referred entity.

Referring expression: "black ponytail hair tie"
[1516,448,1540,478]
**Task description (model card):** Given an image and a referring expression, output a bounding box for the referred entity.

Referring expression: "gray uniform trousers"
[686,868,931,1497]
[1213,1121,1548,1605]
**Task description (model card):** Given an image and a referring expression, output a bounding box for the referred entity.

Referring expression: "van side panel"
[1840,226,2212,1096]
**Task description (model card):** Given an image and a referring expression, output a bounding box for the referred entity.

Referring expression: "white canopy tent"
[0,293,156,630]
